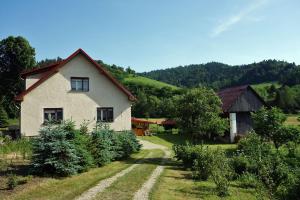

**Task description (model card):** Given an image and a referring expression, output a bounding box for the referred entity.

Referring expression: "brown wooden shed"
[217,85,267,142]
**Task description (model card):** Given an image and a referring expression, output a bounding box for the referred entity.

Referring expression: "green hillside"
[141,60,299,89]
[124,75,179,89]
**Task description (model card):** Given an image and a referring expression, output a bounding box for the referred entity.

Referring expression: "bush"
[238,172,259,188]
[89,129,116,166]
[211,149,232,197]
[230,154,250,176]
[32,120,141,176]
[192,145,215,180]
[7,173,18,190]
[173,143,203,169]
[71,131,94,172]
[112,131,141,160]
[31,123,80,176]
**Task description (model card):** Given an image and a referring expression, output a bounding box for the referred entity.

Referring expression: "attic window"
[71,77,89,91]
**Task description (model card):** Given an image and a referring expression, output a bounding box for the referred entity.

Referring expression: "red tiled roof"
[161,119,176,125]
[131,118,156,124]
[15,49,136,101]
[21,61,63,78]
[217,85,249,112]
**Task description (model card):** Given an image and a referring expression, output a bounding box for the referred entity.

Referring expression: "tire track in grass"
[93,163,157,199]
[75,152,153,200]
[133,143,171,200]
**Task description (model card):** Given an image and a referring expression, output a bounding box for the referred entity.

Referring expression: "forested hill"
[140,60,300,89]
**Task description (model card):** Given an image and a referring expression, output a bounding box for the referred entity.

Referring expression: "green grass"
[251,82,280,90]
[150,167,262,200]
[285,114,300,126]
[124,75,179,89]
[4,150,150,200]
[251,82,280,102]
[7,119,19,126]
[95,149,164,200]
[139,133,236,151]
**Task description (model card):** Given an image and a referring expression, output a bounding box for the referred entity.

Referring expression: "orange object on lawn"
[131,118,156,136]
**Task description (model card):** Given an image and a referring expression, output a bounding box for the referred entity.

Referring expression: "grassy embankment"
[124,75,179,90]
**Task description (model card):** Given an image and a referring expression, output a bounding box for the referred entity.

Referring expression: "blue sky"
[1,0,300,72]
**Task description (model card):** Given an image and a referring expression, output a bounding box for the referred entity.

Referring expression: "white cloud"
[211,0,268,37]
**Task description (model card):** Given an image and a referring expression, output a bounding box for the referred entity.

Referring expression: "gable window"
[71,77,89,91]
[97,107,114,122]
[44,108,63,123]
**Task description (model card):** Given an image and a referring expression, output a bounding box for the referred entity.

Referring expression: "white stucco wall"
[20,54,132,136]
[26,73,45,89]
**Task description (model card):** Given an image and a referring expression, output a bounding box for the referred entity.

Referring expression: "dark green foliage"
[237,172,259,188]
[31,120,140,177]
[173,143,232,196]
[0,102,9,128]
[176,87,227,139]
[252,107,286,140]
[112,131,141,160]
[71,132,94,172]
[252,107,300,148]
[230,154,251,175]
[31,123,80,176]
[273,126,300,148]
[142,60,297,89]
[192,145,216,180]
[274,86,300,113]
[211,149,232,197]
[7,173,18,190]
[173,143,202,169]
[90,128,141,166]
[280,66,300,86]
[128,84,182,118]
[89,128,115,166]
[0,36,35,118]
[236,132,300,199]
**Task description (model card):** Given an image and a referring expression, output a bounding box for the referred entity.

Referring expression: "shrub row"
[31,120,141,177]
[173,144,232,196]
[173,132,300,199]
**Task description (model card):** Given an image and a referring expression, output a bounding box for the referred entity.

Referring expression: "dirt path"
[133,139,171,200]
[75,151,152,200]
[75,139,169,200]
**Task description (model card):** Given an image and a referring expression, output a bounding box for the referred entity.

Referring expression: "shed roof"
[217,85,265,112]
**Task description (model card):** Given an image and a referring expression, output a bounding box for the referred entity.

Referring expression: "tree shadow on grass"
[124,156,176,166]
[171,184,216,198]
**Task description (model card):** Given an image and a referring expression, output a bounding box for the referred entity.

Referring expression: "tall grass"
[0,137,32,160]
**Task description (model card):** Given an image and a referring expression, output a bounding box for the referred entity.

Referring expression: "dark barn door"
[237,112,253,135]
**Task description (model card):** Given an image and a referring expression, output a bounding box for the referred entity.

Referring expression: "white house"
[16,49,135,136]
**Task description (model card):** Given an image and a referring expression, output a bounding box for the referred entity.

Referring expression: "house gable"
[16,49,135,101]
